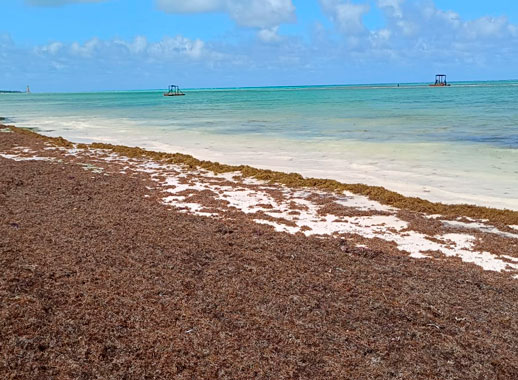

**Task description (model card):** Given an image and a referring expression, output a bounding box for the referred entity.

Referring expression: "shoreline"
[6,124,517,225]
[11,116,518,211]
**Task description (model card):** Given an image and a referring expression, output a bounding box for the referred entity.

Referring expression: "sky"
[1,0,518,91]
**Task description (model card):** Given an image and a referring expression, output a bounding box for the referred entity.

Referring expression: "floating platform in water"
[164,85,185,96]
[430,74,451,87]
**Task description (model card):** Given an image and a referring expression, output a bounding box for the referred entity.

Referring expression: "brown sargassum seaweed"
[6,124,518,225]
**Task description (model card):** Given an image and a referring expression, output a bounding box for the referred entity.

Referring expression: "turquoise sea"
[1,81,517,210]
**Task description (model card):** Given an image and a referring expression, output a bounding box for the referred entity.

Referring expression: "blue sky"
[1,0,518,91]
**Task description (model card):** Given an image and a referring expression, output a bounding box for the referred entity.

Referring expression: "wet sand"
[1,125,517,379]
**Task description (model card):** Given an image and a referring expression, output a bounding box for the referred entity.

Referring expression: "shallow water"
[1,81,517,210]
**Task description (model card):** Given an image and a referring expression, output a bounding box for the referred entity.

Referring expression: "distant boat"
[164,85,185,96]
[430,74,451,87]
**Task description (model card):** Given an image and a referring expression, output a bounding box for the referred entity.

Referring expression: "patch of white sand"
[0,153,55,162]
[442,220,518,239]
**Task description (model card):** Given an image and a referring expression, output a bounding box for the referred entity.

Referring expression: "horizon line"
[3,78,518,94]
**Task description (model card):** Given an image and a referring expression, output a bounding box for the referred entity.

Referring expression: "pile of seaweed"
[1,125,517,379]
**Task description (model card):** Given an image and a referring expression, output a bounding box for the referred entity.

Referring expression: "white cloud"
[121,35,148,54]
[35,41,64,55]
[377,0,403,18]
[258,27,281,43]
[227,0,295,28]
[463,16,509,39]
[0,33,14,48]
[70,38,100,57]
[377,1,518,44]
[35,35,219,62]
[369,28,391,47]
[147,36,207,59]
[25,0,105,6]
[319,0,370,35]
[156,0,296,29]
[16,34,232,91]
[155,0,224,13]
